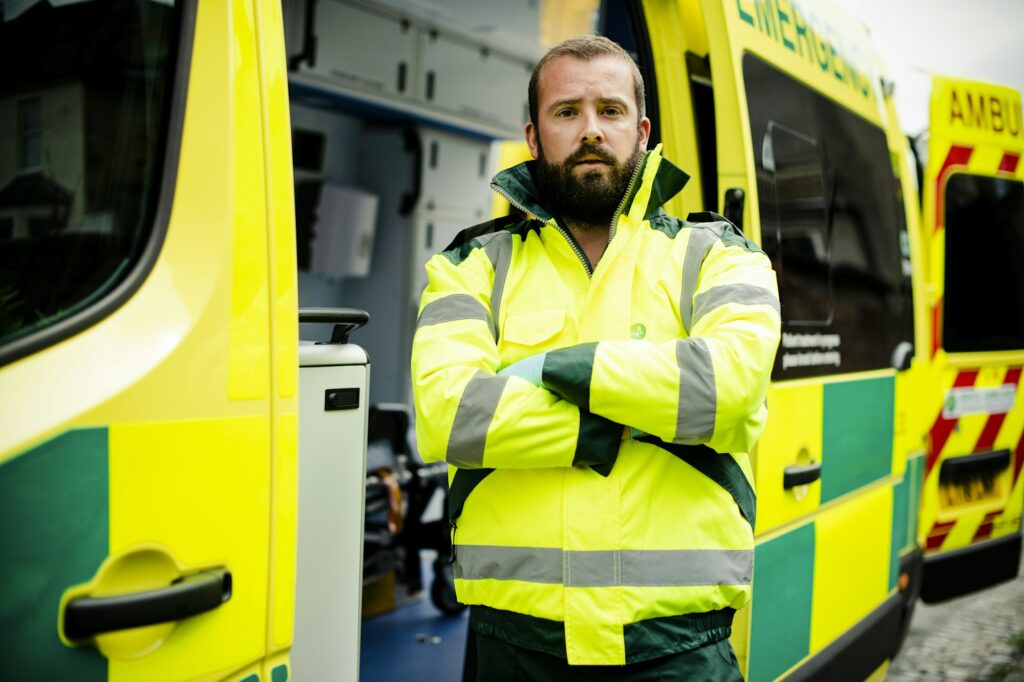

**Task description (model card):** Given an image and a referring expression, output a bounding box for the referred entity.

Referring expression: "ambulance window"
[943,174,1024,352]
[742,55,912,379]
[760,122,832,324]
[0,0,183,364]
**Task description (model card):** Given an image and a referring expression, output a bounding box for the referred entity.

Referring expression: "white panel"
[419,128,494,219]
[371,0,541,59]
[421,32,531,131]
[311,184,380,278]
[293,356,370,682]
[306,0,416,99]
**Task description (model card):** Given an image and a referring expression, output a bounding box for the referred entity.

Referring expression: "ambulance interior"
[282,1,622,676]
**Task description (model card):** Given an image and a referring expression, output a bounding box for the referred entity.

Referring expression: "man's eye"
[556,109,575,118]
[603,107,623,116]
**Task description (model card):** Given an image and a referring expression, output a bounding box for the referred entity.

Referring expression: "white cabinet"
[286,0,535,139]
[421,32,531,132]
[419,129,493,219]
[306,0,416,99]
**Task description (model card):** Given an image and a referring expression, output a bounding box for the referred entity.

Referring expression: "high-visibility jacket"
[411,144,781,665]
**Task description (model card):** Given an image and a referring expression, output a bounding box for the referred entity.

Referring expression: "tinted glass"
[761,121,831,324]
[743,55,912,379]
[0,0,180,351]
[943,174,1024,352]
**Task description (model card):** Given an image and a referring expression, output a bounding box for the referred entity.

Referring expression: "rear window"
[943,174,1024,352]
[0,0,181,360]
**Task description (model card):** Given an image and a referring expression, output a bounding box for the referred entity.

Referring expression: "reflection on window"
[0,1,180,352]
[761,121,832,325]
[944,174,1024,352]
[17,98,42,170]
[743,55,912,379]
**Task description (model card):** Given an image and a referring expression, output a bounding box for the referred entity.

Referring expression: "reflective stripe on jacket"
[411,145,781,665]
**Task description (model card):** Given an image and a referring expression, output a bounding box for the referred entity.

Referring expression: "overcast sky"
[831,0,1024,134]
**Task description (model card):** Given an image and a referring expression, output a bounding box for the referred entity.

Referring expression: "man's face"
[526,54,651,225]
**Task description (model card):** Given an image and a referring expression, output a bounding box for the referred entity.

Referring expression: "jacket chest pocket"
[499,308,568,363]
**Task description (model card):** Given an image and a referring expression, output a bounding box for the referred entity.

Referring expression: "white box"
[311,184,380,278]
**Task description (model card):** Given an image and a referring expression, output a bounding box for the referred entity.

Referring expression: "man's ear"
[525,121,540,159]
[638,116,652,151]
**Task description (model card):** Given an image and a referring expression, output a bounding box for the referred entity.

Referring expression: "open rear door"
[918,76,1024,602]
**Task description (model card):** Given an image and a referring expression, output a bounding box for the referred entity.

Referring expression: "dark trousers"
[462,629,744,682]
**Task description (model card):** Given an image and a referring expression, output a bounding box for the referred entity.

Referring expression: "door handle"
[784,462,821,489]
[63,567,231,641]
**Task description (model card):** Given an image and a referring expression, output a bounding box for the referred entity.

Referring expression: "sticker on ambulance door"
[942,385,1016,419]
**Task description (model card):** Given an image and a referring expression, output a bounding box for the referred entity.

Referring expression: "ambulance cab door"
[0,1,293,679]
[917,76,1024,602]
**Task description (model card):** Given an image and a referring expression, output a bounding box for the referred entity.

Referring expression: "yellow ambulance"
[1,0,1020,680]
[915,76,1024,602]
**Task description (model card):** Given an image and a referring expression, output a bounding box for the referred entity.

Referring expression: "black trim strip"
[0,0,196,368]
[921,532,1022,603]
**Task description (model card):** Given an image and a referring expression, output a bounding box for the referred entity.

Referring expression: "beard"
[535,138,644,229]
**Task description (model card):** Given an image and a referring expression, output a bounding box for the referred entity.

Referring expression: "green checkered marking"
[821,377,895,503]
[748,522,815,682]
[0,429,109,680]
[889,466,910,590]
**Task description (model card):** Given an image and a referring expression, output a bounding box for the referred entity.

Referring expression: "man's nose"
[580,109,604,144]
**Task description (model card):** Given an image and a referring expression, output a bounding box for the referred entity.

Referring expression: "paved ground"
[888,557,1024,681]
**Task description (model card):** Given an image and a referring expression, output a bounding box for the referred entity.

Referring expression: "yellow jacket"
[411,145,781,665]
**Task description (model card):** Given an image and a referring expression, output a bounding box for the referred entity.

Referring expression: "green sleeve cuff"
[574,408,621,477]
[542,342,598,409]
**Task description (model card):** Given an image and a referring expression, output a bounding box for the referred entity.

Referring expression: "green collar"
[489,148,691,225]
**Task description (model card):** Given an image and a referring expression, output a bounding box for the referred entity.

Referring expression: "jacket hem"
[468,604,735,664]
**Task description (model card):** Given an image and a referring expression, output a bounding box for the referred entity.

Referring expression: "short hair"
[528,35,646,128]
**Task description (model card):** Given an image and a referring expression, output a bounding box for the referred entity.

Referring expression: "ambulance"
[914,77,1024,603]
[0,0,1020,681]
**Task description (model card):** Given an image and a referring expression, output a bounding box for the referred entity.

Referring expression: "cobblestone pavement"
[888,556,1024,681]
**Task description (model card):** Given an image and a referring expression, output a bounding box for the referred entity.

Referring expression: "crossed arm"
[411,232,781,473]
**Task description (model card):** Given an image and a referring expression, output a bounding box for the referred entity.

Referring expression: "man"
[411,36,780,680]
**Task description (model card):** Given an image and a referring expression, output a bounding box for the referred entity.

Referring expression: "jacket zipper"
[449,517,458,564]
[490,152,648,278]
[608,152,648,246]
[492,182,594,277]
